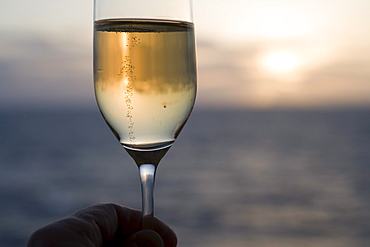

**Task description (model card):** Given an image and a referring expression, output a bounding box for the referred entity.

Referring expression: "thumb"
[124,229,164,247]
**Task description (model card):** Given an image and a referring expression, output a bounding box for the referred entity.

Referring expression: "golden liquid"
[94,19,196,151]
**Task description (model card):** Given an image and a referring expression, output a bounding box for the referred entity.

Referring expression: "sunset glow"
[261,51,300,74]
[1,0,370,109]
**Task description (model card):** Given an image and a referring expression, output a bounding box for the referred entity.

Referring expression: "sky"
[1,0,370,109]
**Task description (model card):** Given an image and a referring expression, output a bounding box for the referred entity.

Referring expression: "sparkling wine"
[94,19,196,153]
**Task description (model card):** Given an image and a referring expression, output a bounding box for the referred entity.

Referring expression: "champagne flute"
[93,0,197,221]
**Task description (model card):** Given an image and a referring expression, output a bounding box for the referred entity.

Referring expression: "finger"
[28,203,141,247]
[142,216,177,247]
[71,203,144,246]
[27,217,102,247]
[69,204,177,246]
[114,205,177,246]
[28,203,177,247]
[123,229,164,247]
[72,203,142,240]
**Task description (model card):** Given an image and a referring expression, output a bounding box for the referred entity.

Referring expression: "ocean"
[1,108,370,247]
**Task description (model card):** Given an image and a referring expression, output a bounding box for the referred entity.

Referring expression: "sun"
[261,51,300,74]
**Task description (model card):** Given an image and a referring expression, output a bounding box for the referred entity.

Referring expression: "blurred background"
[1,0,370,246]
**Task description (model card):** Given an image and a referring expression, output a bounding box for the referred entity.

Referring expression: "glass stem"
[139,164,157,218]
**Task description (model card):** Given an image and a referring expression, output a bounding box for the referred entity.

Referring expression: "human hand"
[27,203,177,247]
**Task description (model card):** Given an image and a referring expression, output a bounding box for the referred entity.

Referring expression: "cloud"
[0,33,94,109]
[196,40,370,109]
[1,0,369,110]
[1,33,370,110]
[296,60,370,108]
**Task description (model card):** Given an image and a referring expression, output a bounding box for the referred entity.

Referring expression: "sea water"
[1,108,369,247]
